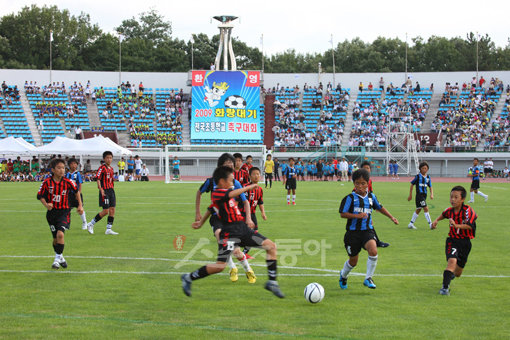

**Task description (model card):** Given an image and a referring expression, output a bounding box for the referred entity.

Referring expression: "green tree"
[115,9,171,46]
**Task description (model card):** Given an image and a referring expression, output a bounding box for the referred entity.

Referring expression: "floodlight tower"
[213,15,238,71]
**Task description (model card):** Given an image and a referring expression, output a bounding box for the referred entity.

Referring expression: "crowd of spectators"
[2,81,20,103]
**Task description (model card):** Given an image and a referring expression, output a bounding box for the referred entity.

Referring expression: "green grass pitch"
[0,180,509,339]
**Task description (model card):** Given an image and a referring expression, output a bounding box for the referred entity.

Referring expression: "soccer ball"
[304,282,325,303]
[224,95,247,109]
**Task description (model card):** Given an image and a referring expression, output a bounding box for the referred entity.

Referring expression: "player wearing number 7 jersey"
[431,186,477,296]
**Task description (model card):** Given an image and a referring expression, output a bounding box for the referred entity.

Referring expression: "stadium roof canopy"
[33,136,132,156]
[0,136,36,156]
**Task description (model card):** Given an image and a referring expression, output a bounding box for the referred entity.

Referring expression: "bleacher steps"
[21,91,42,146]
[341,92,357,148]
[477,93,507,151]
[86,98,101,128]
[421,92,442,133]
[59,118,72,138]
[117,132,131,147]
[181,105,191,145]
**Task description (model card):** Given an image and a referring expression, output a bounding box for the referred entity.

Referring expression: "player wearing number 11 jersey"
[86,151,119,235]
[431,186,477,296]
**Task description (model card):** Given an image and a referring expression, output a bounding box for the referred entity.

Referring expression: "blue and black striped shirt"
[339,192,382,231]
[410,173,432,195]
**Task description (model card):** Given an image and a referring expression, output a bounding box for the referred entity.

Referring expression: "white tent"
[0,136,36,156]
[33,136,132,156]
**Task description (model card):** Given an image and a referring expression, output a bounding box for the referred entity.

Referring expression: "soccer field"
[1,180,509,339]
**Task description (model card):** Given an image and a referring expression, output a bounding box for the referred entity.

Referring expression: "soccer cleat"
[484,195,489,202]
[363,277,377,289]
[467,200,474,203]
[292,202,296,205]
[339,276,348,289]
[105,229,119,235]
[264,281,285,298]
[245,270,257,284]
[439,288,450,296]
[87,222,94,234]
[287,201,290,205]
[408,223,417,230]
[181,274,192,297]
[59,256,67,269]
[245,254,254,260]
[82,223,87,230]
[51,261,60,270]
[429,223,433,230]
[377,241,390,248]
[229,267,238,282]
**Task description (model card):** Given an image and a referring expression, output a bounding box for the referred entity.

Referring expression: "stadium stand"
[2,84,34,143]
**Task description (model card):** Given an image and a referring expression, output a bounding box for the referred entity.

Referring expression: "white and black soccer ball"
[304,282,325,303]
[224,95,247,109]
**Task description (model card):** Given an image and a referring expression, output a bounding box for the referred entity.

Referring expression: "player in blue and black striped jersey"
[283,158,297,205]
[194,153,254,283]
[407,162,434,230]
[66,158,88,230]
[338,169,399,290]
[467,158,488,203]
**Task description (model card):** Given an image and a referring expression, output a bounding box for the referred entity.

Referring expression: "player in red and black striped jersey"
[37,158,83,269]
[233,153,250,186]
[240,154,254,173]
[243,167,267,259]
[431,186,478,296]
[86,151,119,235]
[182,166,285,298]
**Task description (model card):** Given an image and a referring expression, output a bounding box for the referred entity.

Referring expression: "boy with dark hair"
[66,158,88,229]
[86,151,119,235]
[37,158,83,269]
[241,155,253,173]
[339,169,399,290]
[182,166,284,298]
[243,167,267,259]
[172,156,181,181]
[233,153,250,186]
[431,186,477,296]
[467,158,488,203]
[194,152,254,282]
[358,161,390,248]
[407,162,434,229]
[283,158,297,205]
[264,154,274,189]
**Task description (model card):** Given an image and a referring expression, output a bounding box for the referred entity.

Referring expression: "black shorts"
[265,172,273,181]
[344,229,377,257]
[69,193,84,208]
[415,193,428,208]
[217,221,267,262]
[99,188,116,209]
[209,214,223,233]
[484,168,492,174]
[445,237,472,268]
[250,213,258,230]
[471,179,480,190]
[172,168,180,175]
[285,178,297,190]
[127,168,134,174]
[46,209,71,238]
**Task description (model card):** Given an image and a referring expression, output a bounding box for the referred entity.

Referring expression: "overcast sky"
[3,0,509,56]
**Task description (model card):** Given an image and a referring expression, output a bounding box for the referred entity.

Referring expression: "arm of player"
[75,191,84,215]
[430,186,434,200]
[448,218,473,230]
[228,184,258,199]
[39,198,53,211]
[243,200,255,228]
[260,204,267,220]
[340,212,368,219]
[376,207,399,225]
[430,214,445,229]
[97,177,104,196]
[195,190,203,222]
[192,209,211,229]
[408,183,414,201]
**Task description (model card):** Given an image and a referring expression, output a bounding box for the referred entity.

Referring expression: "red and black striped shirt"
[241,163,253,173]
[234,168,250,186]
[97,164,115,189]
[37,177,78,210]
[442,204,477,239]
[246,184,264,214]
[210,188,245,224]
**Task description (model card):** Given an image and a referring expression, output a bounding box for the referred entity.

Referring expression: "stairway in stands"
[421,92,443,133]
[20,91,42,146]
[340,92,357,148]
[86,97,101,128]
[181,105,191,144]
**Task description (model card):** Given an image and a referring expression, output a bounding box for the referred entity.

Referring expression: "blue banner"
[191,70,261,141]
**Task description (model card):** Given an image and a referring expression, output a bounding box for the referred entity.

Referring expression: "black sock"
[94,213,102,223]
[266,259,277,281]
[443,270,455,289]
[52,243,57,253]
[107,216,114,228]
[243,247,251,255]
[190,266,209,281]
[55,243,64,255]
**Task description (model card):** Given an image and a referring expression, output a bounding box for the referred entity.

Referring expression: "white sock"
[54,253,61,261]
[292,195,296,202]
[470,192,475,201]
[227,256,237,270]
[411,212,419,223]
[366,255,378,279]
[340,260,354,279]
[80,212,87,224]
[89,219,97,226]
[424,212,432,224]
[106,224,112,230]
[239,254,252,272]
[477,191,488,199]
[287,195,290,203]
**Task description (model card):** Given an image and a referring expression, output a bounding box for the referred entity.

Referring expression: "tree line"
[1,5,509,73]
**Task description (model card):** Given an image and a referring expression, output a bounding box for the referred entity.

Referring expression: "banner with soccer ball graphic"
[191,70,261,141]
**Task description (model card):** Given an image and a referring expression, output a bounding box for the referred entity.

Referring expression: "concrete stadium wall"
[2,69,510,93]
